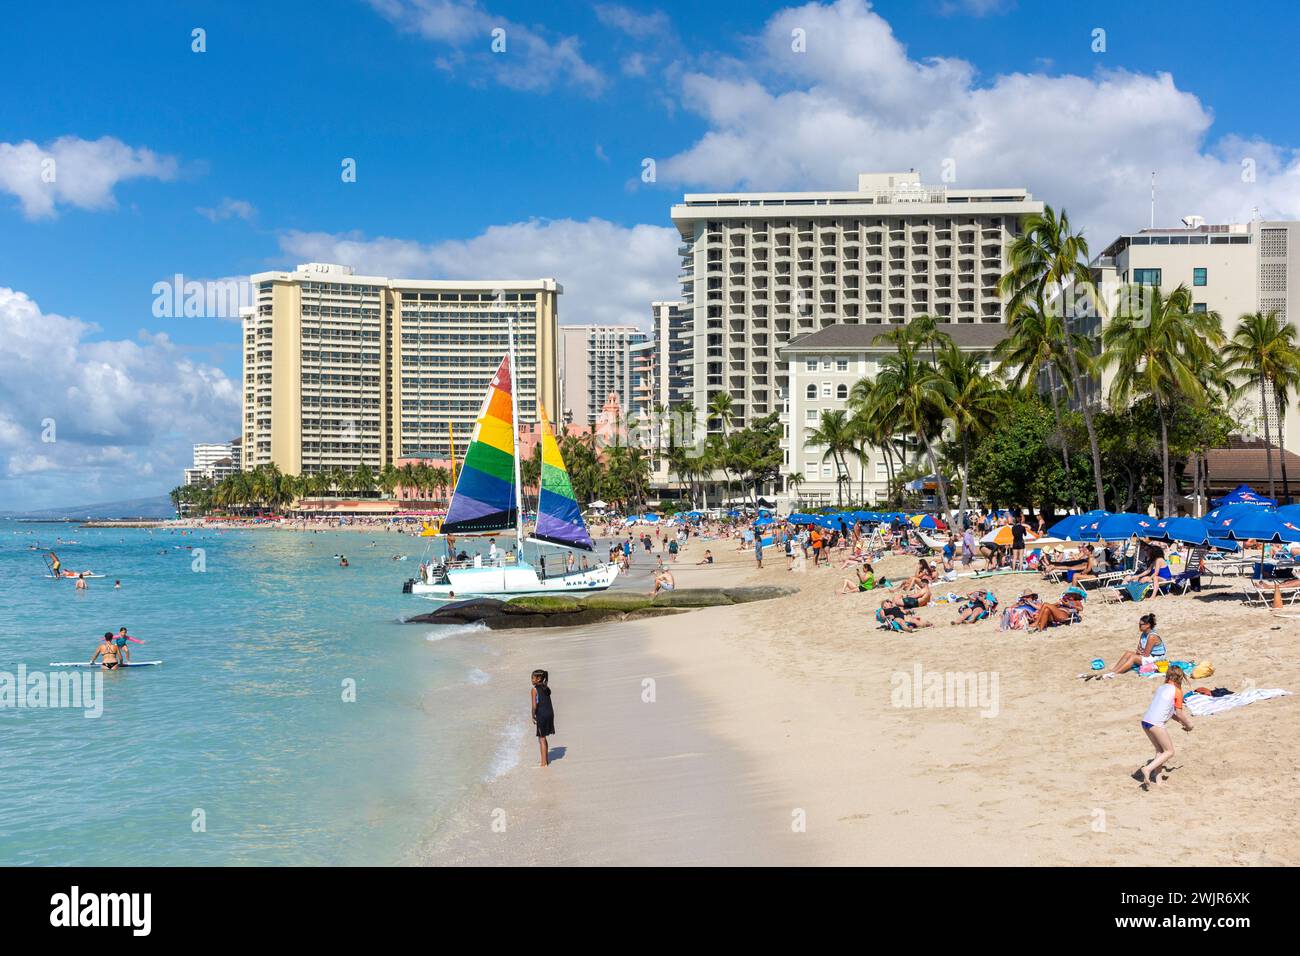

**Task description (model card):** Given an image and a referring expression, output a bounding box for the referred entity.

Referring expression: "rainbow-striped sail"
[441,356,519,535]
[533,406,594,552]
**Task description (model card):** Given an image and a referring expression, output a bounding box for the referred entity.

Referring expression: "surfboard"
[48,661,162,668]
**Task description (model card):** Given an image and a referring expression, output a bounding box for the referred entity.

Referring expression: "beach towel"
[1184,688,1291,717]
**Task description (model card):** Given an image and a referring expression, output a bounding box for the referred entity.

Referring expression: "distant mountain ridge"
[0,495,177,520]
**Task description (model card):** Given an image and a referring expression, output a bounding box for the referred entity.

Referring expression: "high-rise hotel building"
[670,171,1044,433]
[241,263,560,475]
[558,324,648,426]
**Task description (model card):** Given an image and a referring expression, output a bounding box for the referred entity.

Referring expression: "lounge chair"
[1243,579,1300,608]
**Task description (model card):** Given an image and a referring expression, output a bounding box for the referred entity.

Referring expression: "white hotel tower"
[670,171,1045,435]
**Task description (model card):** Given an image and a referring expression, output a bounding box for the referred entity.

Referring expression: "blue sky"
[3,0,1299,509]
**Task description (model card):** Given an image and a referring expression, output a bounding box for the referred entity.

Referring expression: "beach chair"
[875,607,913,633]
[1243,579,1300,608]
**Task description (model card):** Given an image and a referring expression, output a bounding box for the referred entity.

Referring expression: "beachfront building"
[241,263,560,475]
[670,171,1044,437]
[1090,217,1300,454]
[558,324,648,426]
[182,438,241,487]
[779,323,1008,506]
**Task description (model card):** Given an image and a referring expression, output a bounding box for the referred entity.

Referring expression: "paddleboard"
[49,661,162,668]
[45,573,107,579]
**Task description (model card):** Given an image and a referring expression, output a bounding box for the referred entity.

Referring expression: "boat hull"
[410,561,620,598]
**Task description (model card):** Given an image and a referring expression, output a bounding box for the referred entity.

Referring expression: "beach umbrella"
[1045,510,1111,541]
[911,514,938,529]
[1276,503,1300,523]
[1203,502,1273,531]
[1214,509,1300,543]
[1089,512,1160,541]
[1150,516,1218,546]
[1211,484,1276,508]
[980,526,1038,547]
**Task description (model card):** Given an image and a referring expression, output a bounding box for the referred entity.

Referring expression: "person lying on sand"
[1106,612,1164,675]
[879,597,931,631]
[898,581,932,610]
[1136,665,1192,789]
[951,589,994,625]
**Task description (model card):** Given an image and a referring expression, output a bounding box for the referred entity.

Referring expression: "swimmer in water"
[90,632,122,670]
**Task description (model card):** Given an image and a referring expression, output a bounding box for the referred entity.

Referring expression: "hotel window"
[806,384,817,399]
[805,359,817,371]
[821,383,832,398]
[1193,267,1207,286]
[822,360,832,370]
[875,461,888,479]
[822,463,833,478]
[836,357,849,371]
[1193,303,1207,313]
[1133,268,1162,286]
[836,384,848,399]
[805,409,818,421]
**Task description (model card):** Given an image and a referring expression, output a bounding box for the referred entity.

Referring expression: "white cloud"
[367,0,605,94]
[197,197,257,222]
[0,136,179,220]
[594,4,672,38]
[656,0,1300,245]
[278,217,680,329]
[0,287,240,509]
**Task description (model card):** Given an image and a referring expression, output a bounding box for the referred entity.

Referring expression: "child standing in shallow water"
[531,669,556,768]
[1138,665,1192,789]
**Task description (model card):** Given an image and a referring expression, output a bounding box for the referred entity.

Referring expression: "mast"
[507,314,526,551]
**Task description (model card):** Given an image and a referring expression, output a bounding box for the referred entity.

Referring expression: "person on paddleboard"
[48,551,61,575]
[90,632,122,670]
[114,627,144,663]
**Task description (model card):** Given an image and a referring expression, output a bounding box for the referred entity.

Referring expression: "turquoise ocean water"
[0,519,526,865]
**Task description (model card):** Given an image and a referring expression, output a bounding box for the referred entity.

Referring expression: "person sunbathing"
[897,580,932,609]
[1106,612,1164,675]
[1028,590,1084,631]
[879,597,932,631]
[894,559,934,591]
[1042,545,1095,576]
[839,562,877,594]
[1125,546,1171,593]
[951,589,994,625]
[998,590,1040,630]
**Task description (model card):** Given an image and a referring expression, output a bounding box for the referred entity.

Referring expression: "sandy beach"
[421,536,1300,866]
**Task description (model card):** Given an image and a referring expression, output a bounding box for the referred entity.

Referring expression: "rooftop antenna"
[1150,171,1156,229]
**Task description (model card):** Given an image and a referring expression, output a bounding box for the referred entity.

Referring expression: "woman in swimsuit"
[839,562,876,594]
[89,633,121,670]
[1107,613,1165,675]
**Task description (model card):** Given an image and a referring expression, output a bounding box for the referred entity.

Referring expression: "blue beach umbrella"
[1046,510,1112,541]
[1215,509,1300,543]
[1204,502,1272,530]
[1276,503,1300,523]
[1091,512,1161,541]
[1150,516,1218,546]
[1212,484,1276,508]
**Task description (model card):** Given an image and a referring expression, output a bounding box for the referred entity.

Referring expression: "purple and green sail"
[534,406,594,552]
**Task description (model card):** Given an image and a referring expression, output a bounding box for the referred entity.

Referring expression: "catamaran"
[405,328,619,599]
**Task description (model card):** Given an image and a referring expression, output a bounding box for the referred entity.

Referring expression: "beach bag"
[1191,662,1215,679]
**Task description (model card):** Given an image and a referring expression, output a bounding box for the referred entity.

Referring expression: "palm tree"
[1222,310,1300,502]
[994,300,1087,511]
[1102,284,1223,515]
[378,463,400,500]
[872,337,955,517]
[805,409,857,507]
[786,471,805,504]
[939,343,1006,518]
[999,205,1106,511]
